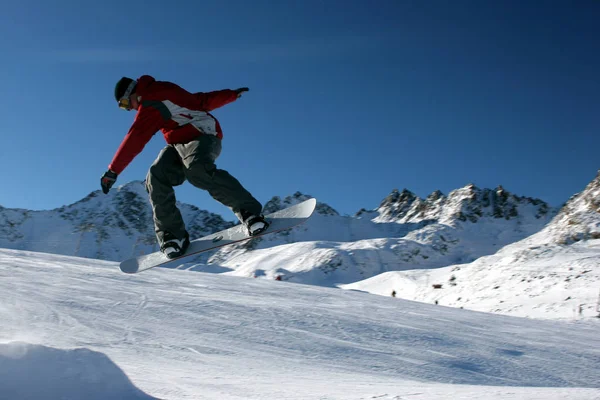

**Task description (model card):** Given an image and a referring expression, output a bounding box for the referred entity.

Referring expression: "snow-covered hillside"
[0,182,556,283]
[342,239,600,319]
[344,171,600,319]
[0,249,598,399]
[183,185,556,288]
[0,182,233,261]
[543,170,600,244]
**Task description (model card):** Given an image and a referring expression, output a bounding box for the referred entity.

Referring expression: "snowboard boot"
[160,231,190,259]
[238,209,269,237]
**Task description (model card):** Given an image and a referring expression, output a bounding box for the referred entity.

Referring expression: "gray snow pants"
[145,134,262,246]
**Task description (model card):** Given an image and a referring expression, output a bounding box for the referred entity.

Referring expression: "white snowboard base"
[119,198,317,274]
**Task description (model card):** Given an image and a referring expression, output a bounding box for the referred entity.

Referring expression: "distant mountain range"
[1,170,598,320]
[0,179,556,266]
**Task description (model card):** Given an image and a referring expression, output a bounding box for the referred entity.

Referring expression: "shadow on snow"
[0,342,158,400]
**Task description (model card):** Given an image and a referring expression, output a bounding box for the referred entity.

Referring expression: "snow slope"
[343,172,600,320]
[0,249,599,399]
[342,239,600,319]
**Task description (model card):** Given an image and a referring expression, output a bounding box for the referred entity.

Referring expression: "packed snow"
[0,248,599,399]
[341,239,600,319]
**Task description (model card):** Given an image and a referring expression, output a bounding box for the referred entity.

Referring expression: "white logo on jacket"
[163,100,218,136]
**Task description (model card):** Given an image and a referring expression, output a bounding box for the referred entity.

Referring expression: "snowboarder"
[101,75,268,259]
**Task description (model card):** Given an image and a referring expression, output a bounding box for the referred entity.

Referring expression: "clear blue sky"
[0,0,598,219]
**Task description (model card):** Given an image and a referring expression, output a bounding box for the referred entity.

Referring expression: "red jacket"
[109,75,238,174]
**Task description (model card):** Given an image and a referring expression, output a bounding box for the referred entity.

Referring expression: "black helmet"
[114,77,136,101]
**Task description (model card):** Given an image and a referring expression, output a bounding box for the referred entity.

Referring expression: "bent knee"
[147,163,186,188]
[185,163,217,189]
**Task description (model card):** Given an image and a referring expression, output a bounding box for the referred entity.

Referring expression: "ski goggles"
[118,97,131,110]
[117,80,137,110]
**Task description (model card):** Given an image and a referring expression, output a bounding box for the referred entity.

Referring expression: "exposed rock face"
[540,170,600,244]
[373,184,552,226]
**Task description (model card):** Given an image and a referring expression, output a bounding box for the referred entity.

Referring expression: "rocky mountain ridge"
[541,170,600,245]
[368,184,551,225]
[0,180,558,262]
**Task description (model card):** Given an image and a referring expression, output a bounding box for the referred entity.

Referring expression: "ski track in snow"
[0,249,599,399]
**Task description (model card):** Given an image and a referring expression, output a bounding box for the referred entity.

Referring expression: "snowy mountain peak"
[113,179,148,197]
[375,188,418,222]
[263,192,338,216]
[0,181,233,261]
[426,189,445,202]
[440,184,552,224]
[372,184,554,225]
[384,188,417,203]
[540,170,600,244]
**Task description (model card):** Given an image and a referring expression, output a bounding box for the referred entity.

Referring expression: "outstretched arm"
[194,87,249,111]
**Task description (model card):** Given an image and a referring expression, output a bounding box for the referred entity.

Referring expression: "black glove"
[100,170,118,194]
[235,87,249,98]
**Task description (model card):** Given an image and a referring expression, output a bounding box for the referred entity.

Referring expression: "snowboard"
[119,198,317,274]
